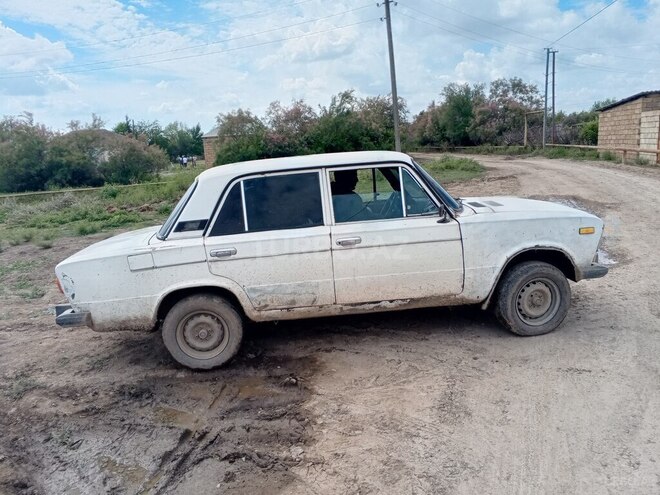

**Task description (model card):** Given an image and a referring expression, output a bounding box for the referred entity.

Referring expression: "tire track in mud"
[0,325,322,494]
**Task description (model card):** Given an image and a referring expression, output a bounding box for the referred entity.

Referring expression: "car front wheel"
[162,294,243,369]
[495,261,571,336]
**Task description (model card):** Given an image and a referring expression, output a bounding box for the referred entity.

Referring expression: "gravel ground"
[0,155,658,494]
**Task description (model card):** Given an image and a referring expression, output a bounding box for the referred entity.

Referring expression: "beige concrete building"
[202,127,219,166]
[598,91,660,163]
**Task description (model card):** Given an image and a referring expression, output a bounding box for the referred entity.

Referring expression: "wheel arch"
[155,285,249,328]
[481,247,577,310]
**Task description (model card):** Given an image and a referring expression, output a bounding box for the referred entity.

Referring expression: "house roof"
[597,91,660,112]
[202,126,219,139]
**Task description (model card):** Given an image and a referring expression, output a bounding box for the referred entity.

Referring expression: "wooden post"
[622,150,627,165]
[524,113,528,147]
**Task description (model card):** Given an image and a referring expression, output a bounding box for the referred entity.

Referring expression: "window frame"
[206,169,327,237]
[326,164,442,225]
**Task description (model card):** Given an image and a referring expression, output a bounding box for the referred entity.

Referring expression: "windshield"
[411,160,462,211]
[156,180,197,240]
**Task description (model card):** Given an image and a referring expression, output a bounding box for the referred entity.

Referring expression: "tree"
[358,94,409,150]
[306,90,372,153]
[46,130,105,188]
[439,83,485,145]
[0,114,52,192]
[86,113,106,130]
[265,99,317,156]
[214,110,268,164]
[470,78,542,145]
[591,98,617,111]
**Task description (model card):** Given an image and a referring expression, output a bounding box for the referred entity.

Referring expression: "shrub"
[99,139,169,184]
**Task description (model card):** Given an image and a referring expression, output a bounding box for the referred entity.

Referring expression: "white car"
[55,151,608,369]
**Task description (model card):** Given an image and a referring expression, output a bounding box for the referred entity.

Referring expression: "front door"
[204,170,334,311]
[328,165,464,305]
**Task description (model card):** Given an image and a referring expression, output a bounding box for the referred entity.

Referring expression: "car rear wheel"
[495,261,571,336]
[162,294,243,369]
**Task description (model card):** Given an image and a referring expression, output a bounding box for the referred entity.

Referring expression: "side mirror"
[437,204,449,223]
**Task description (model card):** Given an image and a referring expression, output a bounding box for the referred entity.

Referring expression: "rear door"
[204,170,335,311]
[328,164,464,305]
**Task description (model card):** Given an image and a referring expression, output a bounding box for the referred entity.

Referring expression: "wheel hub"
[516,279,559,325]
[181,314,224,352]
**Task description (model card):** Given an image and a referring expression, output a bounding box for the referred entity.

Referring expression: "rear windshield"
[157,181,197,240]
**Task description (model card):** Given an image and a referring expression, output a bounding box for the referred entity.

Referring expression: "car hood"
[461,196,593,218]
[57,226,160,265]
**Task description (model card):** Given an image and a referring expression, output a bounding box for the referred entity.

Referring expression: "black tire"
[495,261,571,336]
[162,294,243,369]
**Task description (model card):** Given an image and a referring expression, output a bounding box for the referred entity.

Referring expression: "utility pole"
[551,50,557,144]
[543,48,550,149]
[382,0,401,152]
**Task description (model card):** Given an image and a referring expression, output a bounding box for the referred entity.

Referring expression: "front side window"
[331,166,403,223]
[402,169,439,216]
[330,166,438,223]
[209,171,324,235]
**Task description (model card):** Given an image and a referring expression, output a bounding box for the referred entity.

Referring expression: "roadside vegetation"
[0,165,200,249]
[416,156,485,182]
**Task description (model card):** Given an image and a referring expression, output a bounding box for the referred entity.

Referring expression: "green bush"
[99,139,169,184]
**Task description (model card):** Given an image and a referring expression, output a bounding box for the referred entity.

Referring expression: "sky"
[0,0,658,132]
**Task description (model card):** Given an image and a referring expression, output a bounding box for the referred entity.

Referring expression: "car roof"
[196,151,413,182]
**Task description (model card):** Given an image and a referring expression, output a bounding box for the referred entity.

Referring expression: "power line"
[551,0,618,45]
[398,10,545,62]
[2,5,373,77]
[403,5,542,55]
[0,18,379,80]
[421,0,550,44]
[0,0,316,58]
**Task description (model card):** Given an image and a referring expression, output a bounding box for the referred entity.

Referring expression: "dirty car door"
[204,170,334,310]
[329,165,464,305]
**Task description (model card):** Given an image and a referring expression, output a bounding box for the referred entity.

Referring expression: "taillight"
[55,278,64,294]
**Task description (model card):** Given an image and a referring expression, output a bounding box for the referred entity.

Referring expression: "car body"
[55,151,607,369]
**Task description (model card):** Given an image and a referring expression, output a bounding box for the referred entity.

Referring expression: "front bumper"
[55,304,92,328]
[579,263,609,280]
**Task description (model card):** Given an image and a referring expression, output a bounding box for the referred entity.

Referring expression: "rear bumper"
[55,304,92,328]
[579,263,609,280]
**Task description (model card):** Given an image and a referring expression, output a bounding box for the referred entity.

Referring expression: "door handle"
[209,248,237,258]
[336,237,362,247]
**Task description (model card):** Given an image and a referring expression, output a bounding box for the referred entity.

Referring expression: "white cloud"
[0,0,658,132]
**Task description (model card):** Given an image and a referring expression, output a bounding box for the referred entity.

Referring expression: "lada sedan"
[55,151,608,369]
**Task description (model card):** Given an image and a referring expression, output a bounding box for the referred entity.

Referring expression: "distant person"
[182,156,188,167]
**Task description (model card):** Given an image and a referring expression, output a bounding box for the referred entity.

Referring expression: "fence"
[545,144,660,165]
[0,180,170,201]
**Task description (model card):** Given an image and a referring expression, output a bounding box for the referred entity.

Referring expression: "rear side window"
[209,182,245,236]
[209,171,324,236]
[243,172,323,232]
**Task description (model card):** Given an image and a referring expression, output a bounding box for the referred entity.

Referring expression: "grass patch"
[10,274,46,299]
[0,260,33,278]
[4,371,42,400]
[454,145,532,156]
[418,156,485,183]
[0,165,203,245]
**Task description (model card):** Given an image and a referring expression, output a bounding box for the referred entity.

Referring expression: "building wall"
[598,99,643,150]
[203,137,219,167]
[639,110,660,162]
[598,94,660,163]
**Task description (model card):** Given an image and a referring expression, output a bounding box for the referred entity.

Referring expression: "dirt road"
[1,155,659,494]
